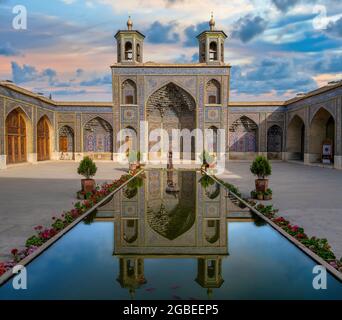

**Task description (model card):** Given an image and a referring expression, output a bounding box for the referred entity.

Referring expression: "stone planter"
[81,178,95,194]
[255,179,268,192]
[257,192,264,201]
[264,194,272,201]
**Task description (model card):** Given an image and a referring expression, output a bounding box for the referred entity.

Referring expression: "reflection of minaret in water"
[117,258,146,299]
[195,258,224,299]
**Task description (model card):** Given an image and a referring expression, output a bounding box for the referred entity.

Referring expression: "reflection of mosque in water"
[96,170,252,298]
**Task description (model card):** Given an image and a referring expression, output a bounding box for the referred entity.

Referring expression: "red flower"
[11,248,18,256]
[0,263,7,276]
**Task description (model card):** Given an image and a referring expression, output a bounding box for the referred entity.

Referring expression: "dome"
[127,16,133,30]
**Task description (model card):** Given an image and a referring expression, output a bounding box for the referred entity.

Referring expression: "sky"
[0,0,341,101]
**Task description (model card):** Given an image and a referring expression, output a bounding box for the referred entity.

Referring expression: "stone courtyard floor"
[218,161,342,259]
[0,161,341,261]
[0,162,125,261]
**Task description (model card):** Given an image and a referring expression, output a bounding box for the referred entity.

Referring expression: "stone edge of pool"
[0,169,144,287]
[205,171,342,283]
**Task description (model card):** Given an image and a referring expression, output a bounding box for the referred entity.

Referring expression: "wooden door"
[59,136,68,152]
[37,117,50,161]
[6,109,26,164]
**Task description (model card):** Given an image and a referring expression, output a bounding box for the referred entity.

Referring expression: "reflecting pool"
[0,170,342,299]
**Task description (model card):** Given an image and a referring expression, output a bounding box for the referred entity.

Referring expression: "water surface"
[1,170,341,299]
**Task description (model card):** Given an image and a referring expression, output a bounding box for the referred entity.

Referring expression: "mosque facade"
[0,16,341,169]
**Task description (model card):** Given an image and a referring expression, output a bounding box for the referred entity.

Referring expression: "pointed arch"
[123,219,139,244]
[206,79,221,104]
[83,116,113,159]
[37,115,52,161]
[309,107,335,163]
[59,125,74,160]
[5,108,29,164]
[146,81,196,110]
[146,82,196,161]
[6,105,31,121]
[205,219,220,244]
[122,79,137,104]
[310,106,335,124]
[122,126,138,154]
[229,116,258,157]
[267,125,283,159]
[124,41,133,61]
[136,43,141,62]
[287,115,305,161]
[209,41,218,61]
[208,125,219,154]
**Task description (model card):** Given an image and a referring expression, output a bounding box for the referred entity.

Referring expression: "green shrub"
[264,188,273,196]
[52,219,65,230]
[250,156,272,179]
[26,235,44,247]
[64,213,74,224]
[77,156,97,179]
[199,175,215,188]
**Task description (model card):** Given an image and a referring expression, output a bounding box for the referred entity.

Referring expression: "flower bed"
[209,172,342,274]
[250,201,342,273]
[0,170,140,278]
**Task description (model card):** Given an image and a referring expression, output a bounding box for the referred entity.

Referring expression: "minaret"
[195,258,224,299]
[115,16,145,64]
[197,13,227,64]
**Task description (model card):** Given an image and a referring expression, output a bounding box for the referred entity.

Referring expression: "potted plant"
[257,191,264,200]
[250,190,257,199]
[250,155,272,193]
[264,188,273,200]
[77,156,97,194]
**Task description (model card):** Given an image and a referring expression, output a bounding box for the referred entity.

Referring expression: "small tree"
[77,156,97,179]
[250,156,272,179]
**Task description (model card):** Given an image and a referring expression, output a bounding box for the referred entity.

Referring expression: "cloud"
[53,89,87,96]
[11,62,38,83]
[174,52,198,63]
[191,52,199,62]
[184,21,208,47]
[145,21,180,44]
[41,68,57,83]
[80,74,111,86]
[271,0,301,12]
[232,14,268,43]
[231,57,317,95]
[325,16,342,38]
[11,62,60,85]
[313,53,342,73]
[0,43,21,56]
